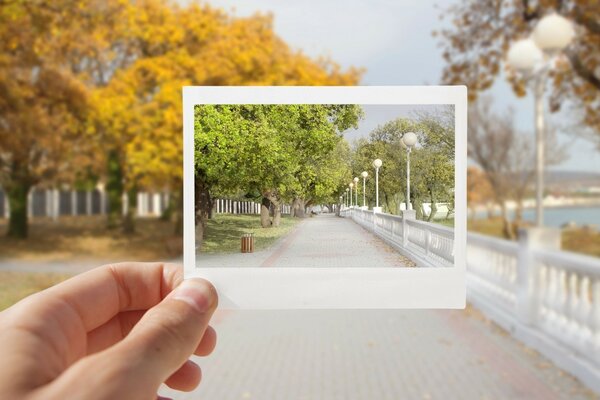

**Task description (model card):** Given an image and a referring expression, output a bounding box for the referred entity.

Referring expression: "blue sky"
[201,0,600,173]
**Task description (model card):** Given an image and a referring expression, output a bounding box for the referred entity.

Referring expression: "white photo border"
[183,86,467,309]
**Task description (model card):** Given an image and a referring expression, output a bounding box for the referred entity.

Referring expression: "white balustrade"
[341,207,454,267]
[467,231,600,392]
[342,206,600,391]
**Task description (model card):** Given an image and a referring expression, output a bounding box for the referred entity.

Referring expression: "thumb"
[116,278,218,383]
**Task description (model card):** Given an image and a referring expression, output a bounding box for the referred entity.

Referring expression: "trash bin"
[241,233,254,253]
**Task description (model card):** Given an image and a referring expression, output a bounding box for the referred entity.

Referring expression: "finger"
[87,317,216,357]
[194,325,217,357]
[10,262,183,334]
[164,360,202,392]
[86,310,146,355]
[40,279,218,400]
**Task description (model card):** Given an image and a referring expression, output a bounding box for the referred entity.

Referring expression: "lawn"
[200,214,300,254]
[0,271,71,311]
[0,216,181,262]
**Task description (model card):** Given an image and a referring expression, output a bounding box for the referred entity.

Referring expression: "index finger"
[9,262,184,333]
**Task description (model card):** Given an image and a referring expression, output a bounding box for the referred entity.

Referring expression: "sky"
[346,105,449,142]
[199,0,600,173]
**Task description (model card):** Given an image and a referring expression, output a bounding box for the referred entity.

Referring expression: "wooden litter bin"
[241,233,254,253]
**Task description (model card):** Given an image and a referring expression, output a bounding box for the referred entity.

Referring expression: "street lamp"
[372,159,382,211]
[361,171,368,208]
[402,132,418,211]
[507,13,574,227]
[349,182,354,207]
[346,188,350,207]
[353,177,359,207]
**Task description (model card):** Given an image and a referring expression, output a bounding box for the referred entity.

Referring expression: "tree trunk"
[260,197,272,228]
[511,200,525,238]
[123,186,137,234]
[291,198,306,218]
[6,181,30,238]
[500,202,515,240]
[106,150,124,229]
[195,176,213,249]
[273,205,281,226]
[414,198,424,220]
[172,186,184,236]
[427,189,437,222]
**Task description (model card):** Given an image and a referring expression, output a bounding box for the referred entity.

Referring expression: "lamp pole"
[353,177,359,207]
[361,171,368,207]
[507,13,574,227]
[402,132,417,211]
[349,183,354,207]
[372,159,382,209]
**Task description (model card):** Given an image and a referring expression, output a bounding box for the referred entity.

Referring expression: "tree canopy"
[0,0,361,237]
[194,104,363,230]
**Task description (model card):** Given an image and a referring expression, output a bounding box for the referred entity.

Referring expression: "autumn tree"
[468,98,566,238]
[97,3,362,234]
[467,166,495,219]
[0,0,102,238]
[438,0,600,146]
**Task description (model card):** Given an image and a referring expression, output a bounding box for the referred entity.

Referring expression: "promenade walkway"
[160,307,596,399]
[197,214,415,268]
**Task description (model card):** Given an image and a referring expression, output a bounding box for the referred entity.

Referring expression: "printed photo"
[194,103,455,268]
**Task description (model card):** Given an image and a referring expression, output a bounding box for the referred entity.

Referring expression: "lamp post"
[372,159,382,212]
[353,177,359,207]
[339,195,342,212]
[361,171,368,208]
[346,188,350,208]
[507,13,574,227]
[349,183,354,207]
[402,132,418,211]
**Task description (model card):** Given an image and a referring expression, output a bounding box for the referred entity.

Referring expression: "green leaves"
[194,104,362,203]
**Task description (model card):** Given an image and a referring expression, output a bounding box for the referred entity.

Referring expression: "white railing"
[467,231,600,394]
[342,207,600,392]
[340,207,454,267]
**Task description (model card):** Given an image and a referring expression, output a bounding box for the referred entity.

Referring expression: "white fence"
[342,206,600,392]
[341,207,454,268]
[0,188,169,218]
[467,232,600,393]
[0,190,293,219]
[213,198,291,215]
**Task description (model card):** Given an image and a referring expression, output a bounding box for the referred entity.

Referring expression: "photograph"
[183,86,467,309]
[194,103,455,269]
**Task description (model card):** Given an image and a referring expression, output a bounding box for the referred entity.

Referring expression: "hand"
[0,262,218,400]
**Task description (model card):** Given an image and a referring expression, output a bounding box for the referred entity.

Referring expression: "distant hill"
[545,170,600,191]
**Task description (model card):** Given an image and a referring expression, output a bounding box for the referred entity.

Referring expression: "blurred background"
[1,0,599,398]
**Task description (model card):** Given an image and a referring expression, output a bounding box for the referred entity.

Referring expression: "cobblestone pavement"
[160,307,597,400]
[197,214,414,268]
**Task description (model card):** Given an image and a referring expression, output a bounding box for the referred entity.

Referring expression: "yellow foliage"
[93,1,362,190]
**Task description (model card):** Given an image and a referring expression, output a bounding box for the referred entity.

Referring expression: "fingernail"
[171,279,216,313]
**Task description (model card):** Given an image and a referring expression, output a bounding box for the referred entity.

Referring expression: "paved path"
[198,214,414,268]
[160,307,597,400]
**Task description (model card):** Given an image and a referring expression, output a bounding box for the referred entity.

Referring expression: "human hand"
[0,262,218,400]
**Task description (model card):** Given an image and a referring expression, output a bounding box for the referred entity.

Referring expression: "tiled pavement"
[2,214,596,399]
[160,307,597,400]
[170,215,598,399]
[197,214,414,268]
